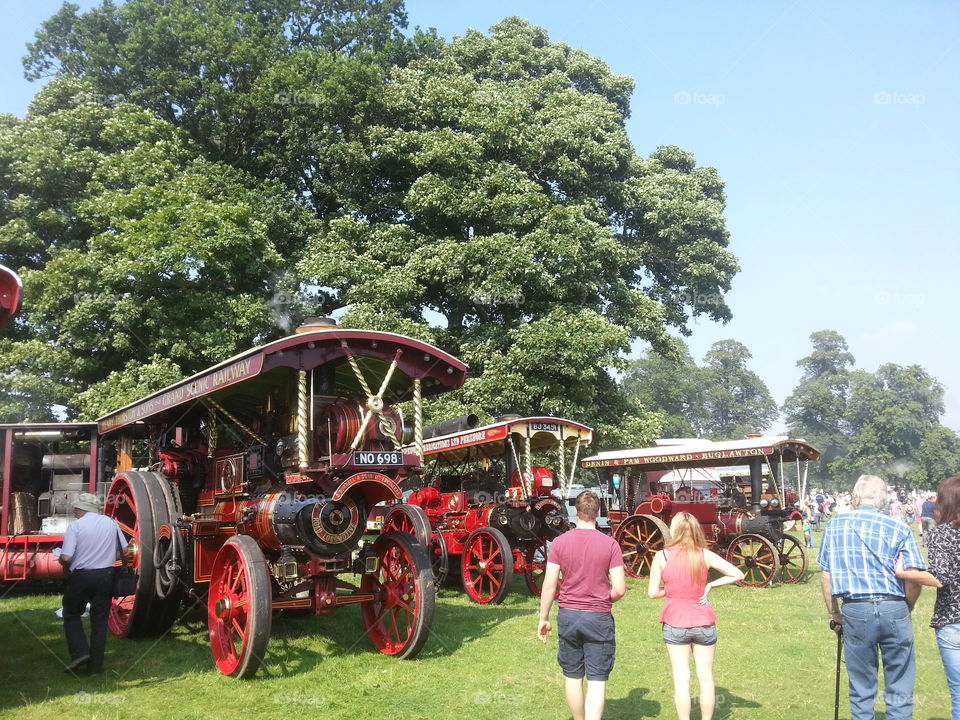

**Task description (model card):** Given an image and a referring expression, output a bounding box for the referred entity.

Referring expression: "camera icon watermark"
[273,92,322,107]
[873,291,925,307]
[73,291,127,305]
[677,291,725,307]
[473,690,522,705]
[873,91,925,107]
[72,691,125,706]
[674,91,725,107]
[470,292,524,307]
[272,692,324,706]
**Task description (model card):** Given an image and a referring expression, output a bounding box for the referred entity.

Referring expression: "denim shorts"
[557,608,616,681]
[662,622,718,646]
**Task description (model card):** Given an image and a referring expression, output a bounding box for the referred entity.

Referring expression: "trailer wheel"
[361,531,435,659]
[208,535,272,679]
[105,472,161,638]
[726,533,781,587]
[775,534,807,584]
[428,533,450,586]
[383,504,432,548]
[522,539,549,597]
[614,514,670,579]
[461,527,513,604]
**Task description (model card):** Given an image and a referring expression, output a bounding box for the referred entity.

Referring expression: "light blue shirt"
[818,506,925,599]
[62,512,127,571]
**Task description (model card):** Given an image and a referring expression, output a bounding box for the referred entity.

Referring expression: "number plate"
[530,422,559,432]
[351,451,404,466]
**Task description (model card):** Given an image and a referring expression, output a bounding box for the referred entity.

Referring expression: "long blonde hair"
[666,512,708,583]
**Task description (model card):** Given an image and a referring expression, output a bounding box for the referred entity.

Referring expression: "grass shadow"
[713,685,761,719]
[605,687,661,718]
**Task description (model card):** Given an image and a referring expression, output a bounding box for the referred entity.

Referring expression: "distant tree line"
[621,330,960,490]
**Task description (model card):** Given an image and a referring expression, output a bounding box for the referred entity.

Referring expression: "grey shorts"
[662,622,718,646]
[557,608,616,681]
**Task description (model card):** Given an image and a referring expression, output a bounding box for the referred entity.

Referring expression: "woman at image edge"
[648,512,745,720]
[896,476,960,720]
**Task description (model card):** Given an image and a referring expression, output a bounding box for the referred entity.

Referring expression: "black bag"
[111,530,139,598]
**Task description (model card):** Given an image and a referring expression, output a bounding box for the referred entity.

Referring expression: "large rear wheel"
[207,535,272,678]
[614,514,670,579]
[461,527,513,604]
[361,531,435,658]
[105,472,161,637]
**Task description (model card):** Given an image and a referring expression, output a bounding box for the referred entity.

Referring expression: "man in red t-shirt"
[539,491,626,720]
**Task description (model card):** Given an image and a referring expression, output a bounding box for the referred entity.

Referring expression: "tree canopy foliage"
[621,338,776,441]
[1,2,738,448]
[785,331,960,490]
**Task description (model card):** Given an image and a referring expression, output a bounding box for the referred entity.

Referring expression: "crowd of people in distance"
[801,486,940,547]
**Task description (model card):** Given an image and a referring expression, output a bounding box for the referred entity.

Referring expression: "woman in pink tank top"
[648,512,744,720]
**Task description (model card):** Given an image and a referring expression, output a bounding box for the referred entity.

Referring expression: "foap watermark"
[674,91,725,107]
[471,292,524,307]
[473,690,522,706]
[874,290,925,307]
[273,92,322,107]
[72,691,125,706]
[73,291,127,305]
[273,692,324,706]
[78,91,125,106]
[873,91,925,107]
[677,291,725,307]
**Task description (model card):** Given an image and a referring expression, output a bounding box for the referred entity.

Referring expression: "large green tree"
[297,19,738,445]
[700,339,777,440]
[620,341,707,438]
[8,6,738,445]
[0,78,315,420]
[832,363,960,488]
[782,330,855,485]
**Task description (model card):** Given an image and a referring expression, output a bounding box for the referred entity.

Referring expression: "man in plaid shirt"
[819,474,926,720]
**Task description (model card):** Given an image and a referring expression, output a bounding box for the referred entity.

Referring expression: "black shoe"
[64,654,90,673]
[86,667,103,676]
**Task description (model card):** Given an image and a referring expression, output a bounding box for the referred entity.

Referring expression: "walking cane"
[830,619,843,720]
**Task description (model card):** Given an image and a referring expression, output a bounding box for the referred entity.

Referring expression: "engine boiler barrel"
[422,414,479,439]
[241,490,364,557]
[0,548,65,580]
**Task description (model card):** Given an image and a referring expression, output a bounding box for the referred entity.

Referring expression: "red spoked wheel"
[522,539,549,597]
[461,527,514,604]
[383,504,432,548]
[726,533,781,587]
[361,531,435,658]
[776,534,808,584]
[207,535,272,678]
[614,514,671,579]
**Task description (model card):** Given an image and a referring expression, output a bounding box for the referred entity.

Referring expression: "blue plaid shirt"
[817,506,925,599]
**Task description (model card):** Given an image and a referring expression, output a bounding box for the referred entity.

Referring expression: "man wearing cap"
[58,493,130,675]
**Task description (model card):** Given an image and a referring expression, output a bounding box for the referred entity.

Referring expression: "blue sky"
[2,1,959,430]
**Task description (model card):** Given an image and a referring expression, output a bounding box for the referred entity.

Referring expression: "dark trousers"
[63,568,114,672]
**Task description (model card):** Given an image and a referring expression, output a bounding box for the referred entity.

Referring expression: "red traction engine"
[380,416,592,604]
[582,437,819,588]
[96,319,467,678]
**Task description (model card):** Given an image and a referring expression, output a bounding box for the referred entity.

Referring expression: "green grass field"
[0,532,951,720]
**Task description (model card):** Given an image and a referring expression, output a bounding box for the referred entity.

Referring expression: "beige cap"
[73,492,102,513]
